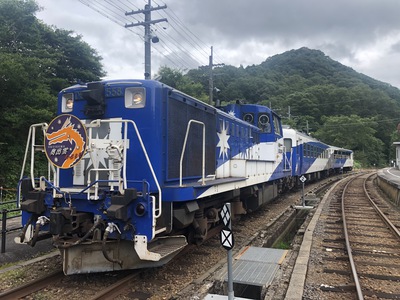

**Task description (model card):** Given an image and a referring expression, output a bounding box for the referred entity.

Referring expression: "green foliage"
[313,115,385,167]
[0,0,105,187]
[155,66,208,101]
[181,47,400,168]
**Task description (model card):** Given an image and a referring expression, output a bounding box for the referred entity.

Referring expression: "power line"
[76,0,229,78]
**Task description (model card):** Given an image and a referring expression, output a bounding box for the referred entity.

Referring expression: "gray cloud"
[36,0,400,88]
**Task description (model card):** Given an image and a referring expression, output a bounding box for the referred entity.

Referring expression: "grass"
[274,240,291,249]
[0,191,21,219]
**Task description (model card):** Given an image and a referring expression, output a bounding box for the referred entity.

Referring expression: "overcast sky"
[36,0,400,88]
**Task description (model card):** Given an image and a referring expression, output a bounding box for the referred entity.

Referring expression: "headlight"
[132,92,143,104]
[62,93,74,112]
[135,202,146,216]
[125,87,146,108]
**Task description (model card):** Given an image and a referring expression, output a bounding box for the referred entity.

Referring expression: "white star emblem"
[217,122,230,159]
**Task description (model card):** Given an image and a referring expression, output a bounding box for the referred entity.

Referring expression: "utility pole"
[208,46,214,105]
[208,46,224,105]
[125,0,167,80]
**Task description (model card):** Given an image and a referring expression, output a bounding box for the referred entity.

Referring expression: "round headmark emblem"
[45,114,87,169]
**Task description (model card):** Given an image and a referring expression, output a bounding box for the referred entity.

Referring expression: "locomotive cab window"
[243,113,254,124]
[62,93,74,113]
[258,114,271,133]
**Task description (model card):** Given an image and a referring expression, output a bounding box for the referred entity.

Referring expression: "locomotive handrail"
[179,120,206,187]
[88,119,162,219]
[87,168,120,200]
[19,123,49,195]
[39,176,63,195]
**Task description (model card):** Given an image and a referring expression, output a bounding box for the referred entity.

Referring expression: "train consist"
[17,79,353,274]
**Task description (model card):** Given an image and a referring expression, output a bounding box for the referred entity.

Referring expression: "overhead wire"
[76,0,227,74]
[154,0,224,66]
[77,0,143,40]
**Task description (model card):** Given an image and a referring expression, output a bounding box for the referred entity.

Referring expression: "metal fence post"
[1,209,7,253]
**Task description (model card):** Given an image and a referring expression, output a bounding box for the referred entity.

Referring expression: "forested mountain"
[165,47,400,168]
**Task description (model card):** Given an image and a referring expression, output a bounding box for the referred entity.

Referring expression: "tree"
[156,66,208,101]
[0,0,105,186]
[313,115,385,167]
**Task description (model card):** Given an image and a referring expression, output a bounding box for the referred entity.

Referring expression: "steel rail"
[363,173,400,239]
[0,270,64,299]
[341,176,365,300]
[89,272,140,300]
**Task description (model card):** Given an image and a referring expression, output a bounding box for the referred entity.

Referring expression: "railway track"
[0,270,64,299]
[305,173,400,299]
[0,174,348,299]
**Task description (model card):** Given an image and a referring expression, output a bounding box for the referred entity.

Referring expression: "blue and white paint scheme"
[283,126,353,182]
[17,79,353,274]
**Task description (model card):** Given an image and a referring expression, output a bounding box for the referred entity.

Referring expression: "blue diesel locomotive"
[17,79,352,274]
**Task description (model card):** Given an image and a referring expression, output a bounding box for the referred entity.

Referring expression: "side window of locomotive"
[243,113,254,125]
[258,114,271,133]
[273,115,281,135]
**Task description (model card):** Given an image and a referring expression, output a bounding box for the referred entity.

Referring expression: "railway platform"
[376,167,400,207]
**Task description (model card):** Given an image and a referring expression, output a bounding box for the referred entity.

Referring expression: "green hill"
[183,47,400,167]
